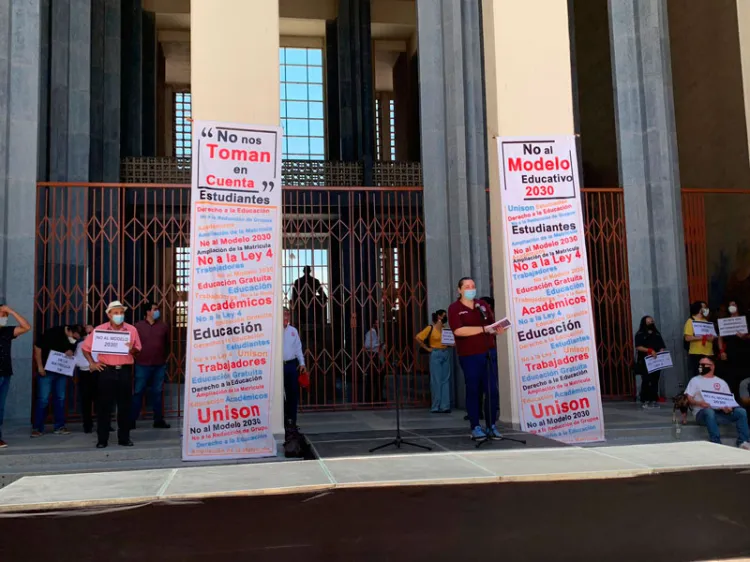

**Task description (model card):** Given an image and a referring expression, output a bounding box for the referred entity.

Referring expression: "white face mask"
[729,305,738,314]
[0,317,8,327]
[701,308,709,318]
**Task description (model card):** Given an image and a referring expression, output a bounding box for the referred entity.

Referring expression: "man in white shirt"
[282,308,306,429]
[686,356,750,448]
[362,319,385,403]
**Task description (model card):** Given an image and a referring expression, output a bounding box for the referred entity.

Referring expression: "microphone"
[475,302,488,322]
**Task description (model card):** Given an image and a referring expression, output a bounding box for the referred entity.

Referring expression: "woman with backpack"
[634,316,666,409]
[684,301,716,378]
[416,309,452,413]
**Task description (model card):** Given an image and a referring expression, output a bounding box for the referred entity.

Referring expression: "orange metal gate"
[581,188,634,398]
[33,182,429,418]
[681,188,750,307]
[34,182,636,420]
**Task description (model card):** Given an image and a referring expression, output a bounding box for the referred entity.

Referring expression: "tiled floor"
[0,400,737,482]
[2,440,749,513]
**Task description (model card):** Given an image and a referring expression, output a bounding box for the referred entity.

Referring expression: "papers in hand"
[718,316,748,337]
[692,321,716,337]
[487,317,511,332]
[701,390,740,409]
[644,351,673,374]
[92,330,131,356]
[45,351,76,376]
[441,330,455,345]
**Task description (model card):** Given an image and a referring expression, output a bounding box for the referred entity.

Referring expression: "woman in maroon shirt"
[447,277,506,440]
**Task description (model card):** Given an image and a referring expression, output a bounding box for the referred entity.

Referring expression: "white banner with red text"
[182,121,282,461]
[496,135,605,443]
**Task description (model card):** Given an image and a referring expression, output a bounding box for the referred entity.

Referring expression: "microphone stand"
[369,345,432,454]
[475,303,526,449]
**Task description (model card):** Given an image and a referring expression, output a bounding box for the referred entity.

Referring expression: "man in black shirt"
[32,323,83,436]
[0,304,32,448]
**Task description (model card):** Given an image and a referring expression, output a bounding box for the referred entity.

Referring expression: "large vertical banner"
[182,121,282,460]
[496,136,605,443]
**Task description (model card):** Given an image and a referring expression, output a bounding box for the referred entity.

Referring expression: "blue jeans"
[0,376,10,439]
[34,373,68,431]
[696,407,750,446]
[459,349,499,429]
[430,349,452,412]
[131,364,166,422]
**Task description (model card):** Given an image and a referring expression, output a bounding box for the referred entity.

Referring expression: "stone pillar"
[325,20,341,160]
[418,0,491,314]
[609,0,689,394]
[48,0,93,182]
[141,10,156,157]
[191,0,283,435]
[120,0,142,158]
[335,0,375,181]
[90,0,121,181]
[482,0,576,425]
[739,0,750,169]
[0,0,42,422]
[417,0,491,408]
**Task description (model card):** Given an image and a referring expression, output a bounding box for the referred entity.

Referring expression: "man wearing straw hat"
[81,301,142,448]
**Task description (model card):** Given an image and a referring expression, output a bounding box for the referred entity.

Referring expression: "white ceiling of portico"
[144,0,416,86]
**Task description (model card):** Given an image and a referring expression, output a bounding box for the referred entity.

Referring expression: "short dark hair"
[144,300,159,311]
[67,324,85,337]
[690,301,706,316]
[431,309,447,323]
[698,356,715,366]
[457,277,473,289]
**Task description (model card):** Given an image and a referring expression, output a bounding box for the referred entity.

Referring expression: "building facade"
[0,0,748,426]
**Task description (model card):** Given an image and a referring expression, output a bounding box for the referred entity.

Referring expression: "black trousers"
[284,359,300,428]
[97,366,132,445]
[640,370,661,403]
[78,370,97,432]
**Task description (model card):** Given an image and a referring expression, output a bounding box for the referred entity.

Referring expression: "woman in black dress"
[635,315,667,409]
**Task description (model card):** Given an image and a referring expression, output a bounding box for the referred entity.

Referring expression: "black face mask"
[646,324,656,332]
[698,364,713,376]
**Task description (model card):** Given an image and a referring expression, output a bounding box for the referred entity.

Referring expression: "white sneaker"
[641,403,650,409]
[739,442,750,451]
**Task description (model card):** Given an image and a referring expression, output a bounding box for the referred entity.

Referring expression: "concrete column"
[141,10,156,157]
[609,0,689,394]
[324,20,341,160]
[68,0,92,182]
[0,0,42,422]
[190,0,282,435]
[48,0,70,181]
[418,0,491,319]
[120,0,142,158]
[482,0,576,425]
[46,0,92,182]
[102,0,121,180]
[90,0,121,180]
[738,0,750,170]
[418,0,491,408]
[335,0,375,178]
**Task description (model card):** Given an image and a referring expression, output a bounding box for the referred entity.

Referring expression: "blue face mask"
[463,289,477,301]
[112,314,125,325]
[153,310,161,320]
